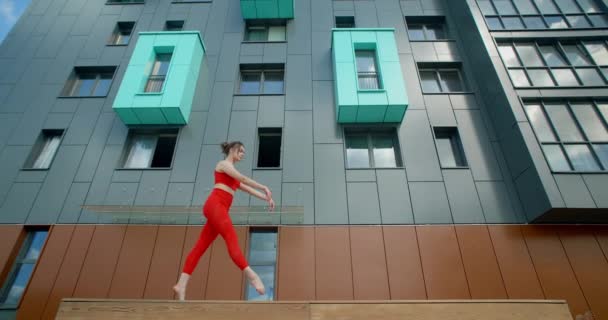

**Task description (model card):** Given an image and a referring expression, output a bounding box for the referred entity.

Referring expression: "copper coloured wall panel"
[143,226,187,299]
[276,227,315,300]
[177,226,209,300]
[349,226,390,300]
[315,227,353,300]
[382,226,426,300]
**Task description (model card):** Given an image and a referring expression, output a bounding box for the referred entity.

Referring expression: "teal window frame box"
[332,28,409,124]
[240,0,295,19]
[112,31,206,126]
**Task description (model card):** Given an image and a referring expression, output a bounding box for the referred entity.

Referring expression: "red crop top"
[214,170,241,190]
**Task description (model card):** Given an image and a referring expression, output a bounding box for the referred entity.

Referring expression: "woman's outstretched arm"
[218,161,272,198]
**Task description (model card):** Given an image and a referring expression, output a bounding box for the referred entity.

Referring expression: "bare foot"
[249,274,265,295]
[172,284,186,301]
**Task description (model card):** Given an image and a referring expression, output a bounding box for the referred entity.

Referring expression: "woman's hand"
[262,186,272,201]
[267,198,275,212]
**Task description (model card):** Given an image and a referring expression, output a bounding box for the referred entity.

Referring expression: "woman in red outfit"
[172,141,275,301]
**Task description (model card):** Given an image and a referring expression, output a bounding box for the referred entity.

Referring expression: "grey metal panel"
[333,1,355,11]
[554,175,596,208]
[376,169,413,224]
[455,109,502,181]
[346,170,376,182]
[203,82,234,144]
[312,32,332,81]
[313,81,342,143]
[43,113,73,130]
[43,36,88,85]
[119,3,145,21]
[203,0,230,55]
[70,0,104,36]
[426,103,457,127]
[15,170,48,183]
[312,0,334,31]
[443,169,485,223]
[421,0,444,12]
[0,113,21,152]
[354,1,379,27]
[314,143,348,224]
[224,0,245,33]
[83,144,122,207]
[399,109,443,181]
[257,96,285,127]
[98,45,127,66]
[35,16,77,59]
[170,112,208,182]
[106,114,129,145]
[58,182,90,223]
[0,85,13,106]
[192,144,223,207]
[134,170,171,206]
[582,175,608,207]
[491,141,525,221]
[514,168,551,221]
[74,112,115,182]
[283,111,313,182]
[449,94,478,110]
[285,55,312,110]
[215,33,242,82]
[347,182,381,224]
[105,182,138,206]
[240,55,263,64]
[434,41,460,61]
[33,0,63,36]
[0,35,45,84]
[400,54,424,109]
[185,3,211,31]
[377,7,410,54]
[26,145,86,224]
[251,170,282,206]
[7,84,61,145]
[287,0,312,53]
[0,182,41,224]
[3,61,56,114]
[111,170,142,183]
[412,42,438,61]
[400,1,423,15]
[263,43,287,63]
[165,182,194,206]
[282,182,314,224]
[227,111,257,206]
[240,43,264,56]
[476,181,522,223]
[78,15,119,60]
[0,146,31,206]
[148,0,171,31]
[192,55,218,112]
[409,181,452,224]
[232,95,259,111]
[63,100,104,145]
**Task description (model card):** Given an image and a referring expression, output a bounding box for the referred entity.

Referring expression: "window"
[355,50,381,90]
[406,17,448,41]
[433,127,468,168]
[244,22,286,42]
[0,230,48,308]
[335,16,355,28]
[245,229,277,301]
[238,64,285,95]
[478,0,608,30]
[23,130,64,169]
[108,22,134,45]
[524,100,608,172]
[345,128,402,168]
[164,20,184,31]
[499,40,608,88]
[257,128,282,168]
[61,66,116,97]
[121,129,178,169]
[145,53,172,93]
[418,64,467,93]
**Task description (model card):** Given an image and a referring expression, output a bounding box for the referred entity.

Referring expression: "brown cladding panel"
[143,226,187,299]
[416,226,470,299]
[522,226,589,317]
[177,226,210,300]
[558,227,608,320]
[72,225,126,298]
[315,227,353,300]
[596,227,608,264]
[382,226,426,299]
[42,225,95,320]
[17,225,74,320]
[349,227,390,300]
[205,226,247,300]
[487,225,544,299]
[0,225,23,284]
[107,225,158,299]
[277,227,315,300]
[455,225,507,299]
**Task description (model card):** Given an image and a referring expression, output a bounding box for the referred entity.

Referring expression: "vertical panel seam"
[70,225,97,297]
[520,226,549,299]
[414,226,428,299]
[483,225,508,297]
[453,225,473,299]
[557,228,592,315]
[105,225,128,298]
[140,225,160,299]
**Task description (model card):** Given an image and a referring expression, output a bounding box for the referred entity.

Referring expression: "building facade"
[0,0,607,319]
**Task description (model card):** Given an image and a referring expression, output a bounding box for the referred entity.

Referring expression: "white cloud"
[0,0,18,25]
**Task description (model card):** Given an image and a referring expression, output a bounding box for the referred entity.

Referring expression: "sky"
[0,0,32,44]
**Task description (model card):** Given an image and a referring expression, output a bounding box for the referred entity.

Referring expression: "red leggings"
[182,189,248,275]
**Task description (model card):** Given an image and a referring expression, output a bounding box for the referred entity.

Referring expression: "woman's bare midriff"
[214,183,235,195]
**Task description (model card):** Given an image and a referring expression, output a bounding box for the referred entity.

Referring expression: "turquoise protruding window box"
[112,31,206,125]
[240,0,294,19]
[332,28,409,123]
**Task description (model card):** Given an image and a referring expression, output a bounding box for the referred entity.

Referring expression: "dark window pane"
[75,75,96,96]
[543,144,571,171]
[246,26,267,41]
[355,50,377,72]
[439,70,464,92]
[503,16,525,29]
[598,102,608,123]
[263,72,284,94]
[523,16,547,28]
[509,69,531,86]
[499,43,521,67]
[576,68,605,85]
[257,130,281,167]
[516,43,545,66]
[545,15,569,28]
[335,16,355,28]
[152,54,171,76]
[494,0,518,14]
[346,135,370,168]
[565,144,600,170]
[567,15,592,27]
[420,71,441,92]
[372,135,397,167]
[545,103,585,141]
[524,103,557,142]
[527,69,555,86]
[563,44,593,65]
[165,21,184,31]
[571,103,608,140]
[534,0,559,13]
[478,1,497,15]
[555,0,582,13]
[589,14,608,27]
[584,42,608,65]
[487,17,503,29]
[577,0,601,13]
[593,144,608,169]
[552,68,580,86]
[24,231,48,260]
[4,263,34,305]
[240,72,261,94]
[435,128,467,167]
[93,74,113,96]
[407,25,425,40]
[426,24,446,40]
[514,0,538,14]
[539,45,567,66]
[358,75,380,90]
[150,135,177,168]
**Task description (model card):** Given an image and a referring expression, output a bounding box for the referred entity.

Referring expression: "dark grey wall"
[2,0,584,226]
